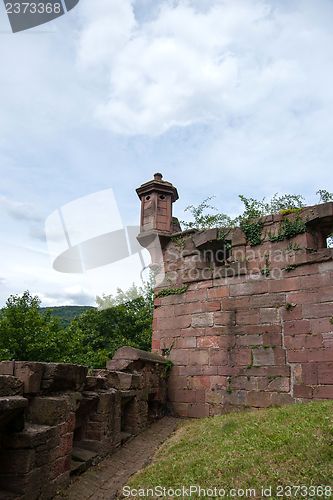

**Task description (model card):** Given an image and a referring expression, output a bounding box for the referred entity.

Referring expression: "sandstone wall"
[152,203,333,417]
[0,347,167,499]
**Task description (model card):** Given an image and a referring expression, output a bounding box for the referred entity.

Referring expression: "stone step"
[72,447,98,463]
[70,447,99,476]
[70,459,87,476]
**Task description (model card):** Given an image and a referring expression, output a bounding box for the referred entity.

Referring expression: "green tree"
[96,277,154,313]
[0,291,66,362]
[0,289,154,368]
[317,189,333,203]
[67,296,153,367]
[96,283,142,309]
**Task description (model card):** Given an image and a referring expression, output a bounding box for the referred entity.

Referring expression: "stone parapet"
[0,347,168,499]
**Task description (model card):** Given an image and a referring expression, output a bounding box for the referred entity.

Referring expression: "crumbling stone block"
[27,396,72,426]
[0,360,14,375]
[0,375,23,396]
[41,363,88,392]
[14,361,44,394]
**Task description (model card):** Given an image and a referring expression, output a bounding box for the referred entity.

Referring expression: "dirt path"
[55,417,179,500]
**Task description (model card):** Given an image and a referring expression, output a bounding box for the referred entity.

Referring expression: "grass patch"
[128,402,333,497]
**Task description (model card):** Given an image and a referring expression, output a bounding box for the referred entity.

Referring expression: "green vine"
[161,359,173,378]
[284,264,297,272]
[279,208,302,215]
[240,219,264,246]
[269,215,306,242]
[286,242,302,252]
[171,235,186,250]
[260,254,271,277]
[156,285,189,298]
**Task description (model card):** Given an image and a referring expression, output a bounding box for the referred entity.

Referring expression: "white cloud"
[77,0,136,69]
[0,195,42,222]
[75,0,333,136]
[39,286,95,307]
[1,0,333,305]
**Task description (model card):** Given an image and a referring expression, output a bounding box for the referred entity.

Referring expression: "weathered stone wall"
[0,348,167,499]
[151,202,333,417]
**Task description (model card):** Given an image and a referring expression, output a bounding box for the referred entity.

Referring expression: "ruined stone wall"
[152,202,333,417]
[0,348,167,499]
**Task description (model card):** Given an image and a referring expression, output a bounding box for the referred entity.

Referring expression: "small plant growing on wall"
[317,189,333,203]
[181,196,236,232]
[180,190,333,246]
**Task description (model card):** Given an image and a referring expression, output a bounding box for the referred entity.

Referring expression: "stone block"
[300,363,318,385]
[50,455,71,481]
[197,336,220,348]
[59,433,74,457]
[252,348,275,367]
[0,375,23,396]
[27,396,71,426]
[214,311,236,326]
[2,423,56,449]
[206,301,221,312]
[170,289,197,304]
[293,384,313,398]
[303,302,333,319]
[117,372,134,390]
[97,391,114,414]
[42,363,88,392]
[236,335,263,347]
[266,376,290,392]
[175,302,204,316]
[234,349,252,366]
[313,385,333,399]
[236,310,260,325]
[157,315,192,330]
[209,350,228,366]
[176,337,196,349]
[0,361,14,375]
[318,363,333,384]
[169,349,189,366]
[251,293,286,308]
[284,320,311,335]
[84,376,109,391]
[191,313,214,328]
[230,280,268,297]
[268,277,301,293]
[188,403,210,418]
[189,350,209,366]
[207,287,229,299]
[171,402,189,417]
[270,393,293,405]
[14,361,44,394]
[246,391,272,408]
[260,307,280,324]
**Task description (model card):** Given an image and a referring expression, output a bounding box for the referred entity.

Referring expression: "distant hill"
[40,305,95,327]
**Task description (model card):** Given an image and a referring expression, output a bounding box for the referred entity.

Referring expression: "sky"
[0,0,333,307]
